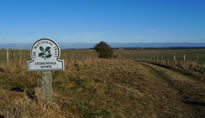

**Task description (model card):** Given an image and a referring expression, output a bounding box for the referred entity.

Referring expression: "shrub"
[94,41,113,58]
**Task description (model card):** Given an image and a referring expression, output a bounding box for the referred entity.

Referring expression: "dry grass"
[0,58,204,118]
[147,60,205,82]
[0,58,143,118]
[0,88,73,118]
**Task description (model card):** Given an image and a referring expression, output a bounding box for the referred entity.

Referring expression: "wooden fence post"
[19,50,22,65]
[197,54,199,63]
[184,54,186,62]
[7,49,9,65]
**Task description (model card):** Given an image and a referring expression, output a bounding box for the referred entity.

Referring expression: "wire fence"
[118,49,205,64]
[135,54,201,63]
[1,49,205,66]
[0,49,98,66]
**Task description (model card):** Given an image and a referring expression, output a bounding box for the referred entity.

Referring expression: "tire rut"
[133,62,194,117]
[140,62,205,117]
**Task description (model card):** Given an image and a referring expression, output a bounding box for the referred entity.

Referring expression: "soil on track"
[139,62,205,118]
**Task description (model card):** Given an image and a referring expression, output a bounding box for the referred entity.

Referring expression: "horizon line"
[1,41,205,45]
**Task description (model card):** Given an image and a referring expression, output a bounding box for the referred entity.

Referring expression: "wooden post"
[197,54,199,63]
[7,49,9,65]
[42,71,53,102]
[174,56,176,61]
[184,54,186,62]
[19,50,22,65]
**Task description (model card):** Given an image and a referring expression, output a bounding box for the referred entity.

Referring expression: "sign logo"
[38,46,52,60]
[28,38,64,71]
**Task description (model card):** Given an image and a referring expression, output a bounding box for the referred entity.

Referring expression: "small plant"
[94,41,113,58]
[38,46,52,60]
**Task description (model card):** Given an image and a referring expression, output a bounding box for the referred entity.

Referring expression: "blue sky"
[0,0,204,43]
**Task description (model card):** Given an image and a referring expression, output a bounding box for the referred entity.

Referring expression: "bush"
[94,41,113,58]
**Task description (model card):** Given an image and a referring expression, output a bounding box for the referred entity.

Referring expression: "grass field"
[1,48,205,65]
[0,49,98,65]
[118,49,205,63]
[0,49,205,118]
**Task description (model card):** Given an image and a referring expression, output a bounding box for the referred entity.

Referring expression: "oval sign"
[28,38,64,71]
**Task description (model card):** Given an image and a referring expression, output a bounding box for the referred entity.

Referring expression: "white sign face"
[28,38,64,71]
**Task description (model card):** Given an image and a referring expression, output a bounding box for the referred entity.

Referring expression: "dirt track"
[138,62,205,118]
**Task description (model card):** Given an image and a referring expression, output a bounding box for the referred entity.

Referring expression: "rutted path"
[138,62,205,118]
[0,59,205,118]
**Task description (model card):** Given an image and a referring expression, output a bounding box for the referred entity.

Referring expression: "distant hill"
[0,42,205,49]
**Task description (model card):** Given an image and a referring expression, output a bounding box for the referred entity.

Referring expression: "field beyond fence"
[1,48,205,66]
[0,49,98,66]
[118,49,205,64]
